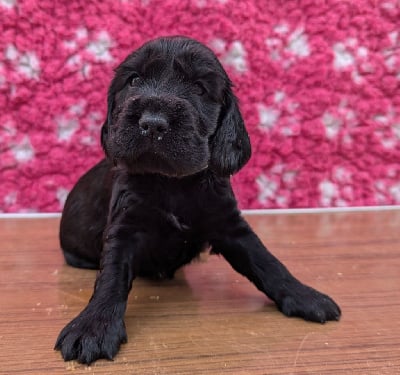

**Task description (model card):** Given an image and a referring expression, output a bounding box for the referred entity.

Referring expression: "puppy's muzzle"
[139,111,169,141]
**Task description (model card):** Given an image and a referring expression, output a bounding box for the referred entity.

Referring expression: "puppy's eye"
[193,81,206,96]
[129,72,141,86]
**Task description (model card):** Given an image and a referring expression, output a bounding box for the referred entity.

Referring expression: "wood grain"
[0,210,399,374]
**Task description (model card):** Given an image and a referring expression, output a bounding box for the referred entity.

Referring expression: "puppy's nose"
[139,112,169,140]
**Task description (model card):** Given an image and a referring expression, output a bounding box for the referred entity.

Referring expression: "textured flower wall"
[1,0,399,212]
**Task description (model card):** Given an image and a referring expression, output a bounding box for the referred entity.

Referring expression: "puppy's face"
[102,36,251,177]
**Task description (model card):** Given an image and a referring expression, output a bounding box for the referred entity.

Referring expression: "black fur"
[55,36,341,364]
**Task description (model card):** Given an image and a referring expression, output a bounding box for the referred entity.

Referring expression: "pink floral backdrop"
[1,0,399,213]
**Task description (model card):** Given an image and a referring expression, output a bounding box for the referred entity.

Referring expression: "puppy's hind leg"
[62,249,100,270]
[59,159,112,270]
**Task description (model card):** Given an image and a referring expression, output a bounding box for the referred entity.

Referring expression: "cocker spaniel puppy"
[55,36,341,364]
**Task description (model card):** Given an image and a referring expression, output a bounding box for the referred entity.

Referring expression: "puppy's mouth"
[115,150,209,178]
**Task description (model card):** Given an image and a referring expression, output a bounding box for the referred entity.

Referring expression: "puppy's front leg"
[55,225,138,364]
[212,218,341,323]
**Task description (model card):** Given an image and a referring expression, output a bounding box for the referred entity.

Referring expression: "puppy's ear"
[100,120,109,154]
[100,96,113,155]
[209,88,251,176]
[101,75,120,155]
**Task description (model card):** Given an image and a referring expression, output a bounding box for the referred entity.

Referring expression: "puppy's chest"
[145,193,204,237]
[112,171,231,237]
[123,187,209,279]
[119,174,201,212]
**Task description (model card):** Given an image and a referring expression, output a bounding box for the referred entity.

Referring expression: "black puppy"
[55,36,340,364]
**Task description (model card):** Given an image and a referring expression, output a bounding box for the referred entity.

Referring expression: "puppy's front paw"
[54,309,127,364]
[276,283,341,323]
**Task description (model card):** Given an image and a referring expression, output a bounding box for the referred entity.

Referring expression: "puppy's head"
[102,36,251,177]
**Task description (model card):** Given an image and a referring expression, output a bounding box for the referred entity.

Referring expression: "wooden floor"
[0,210,399,374]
